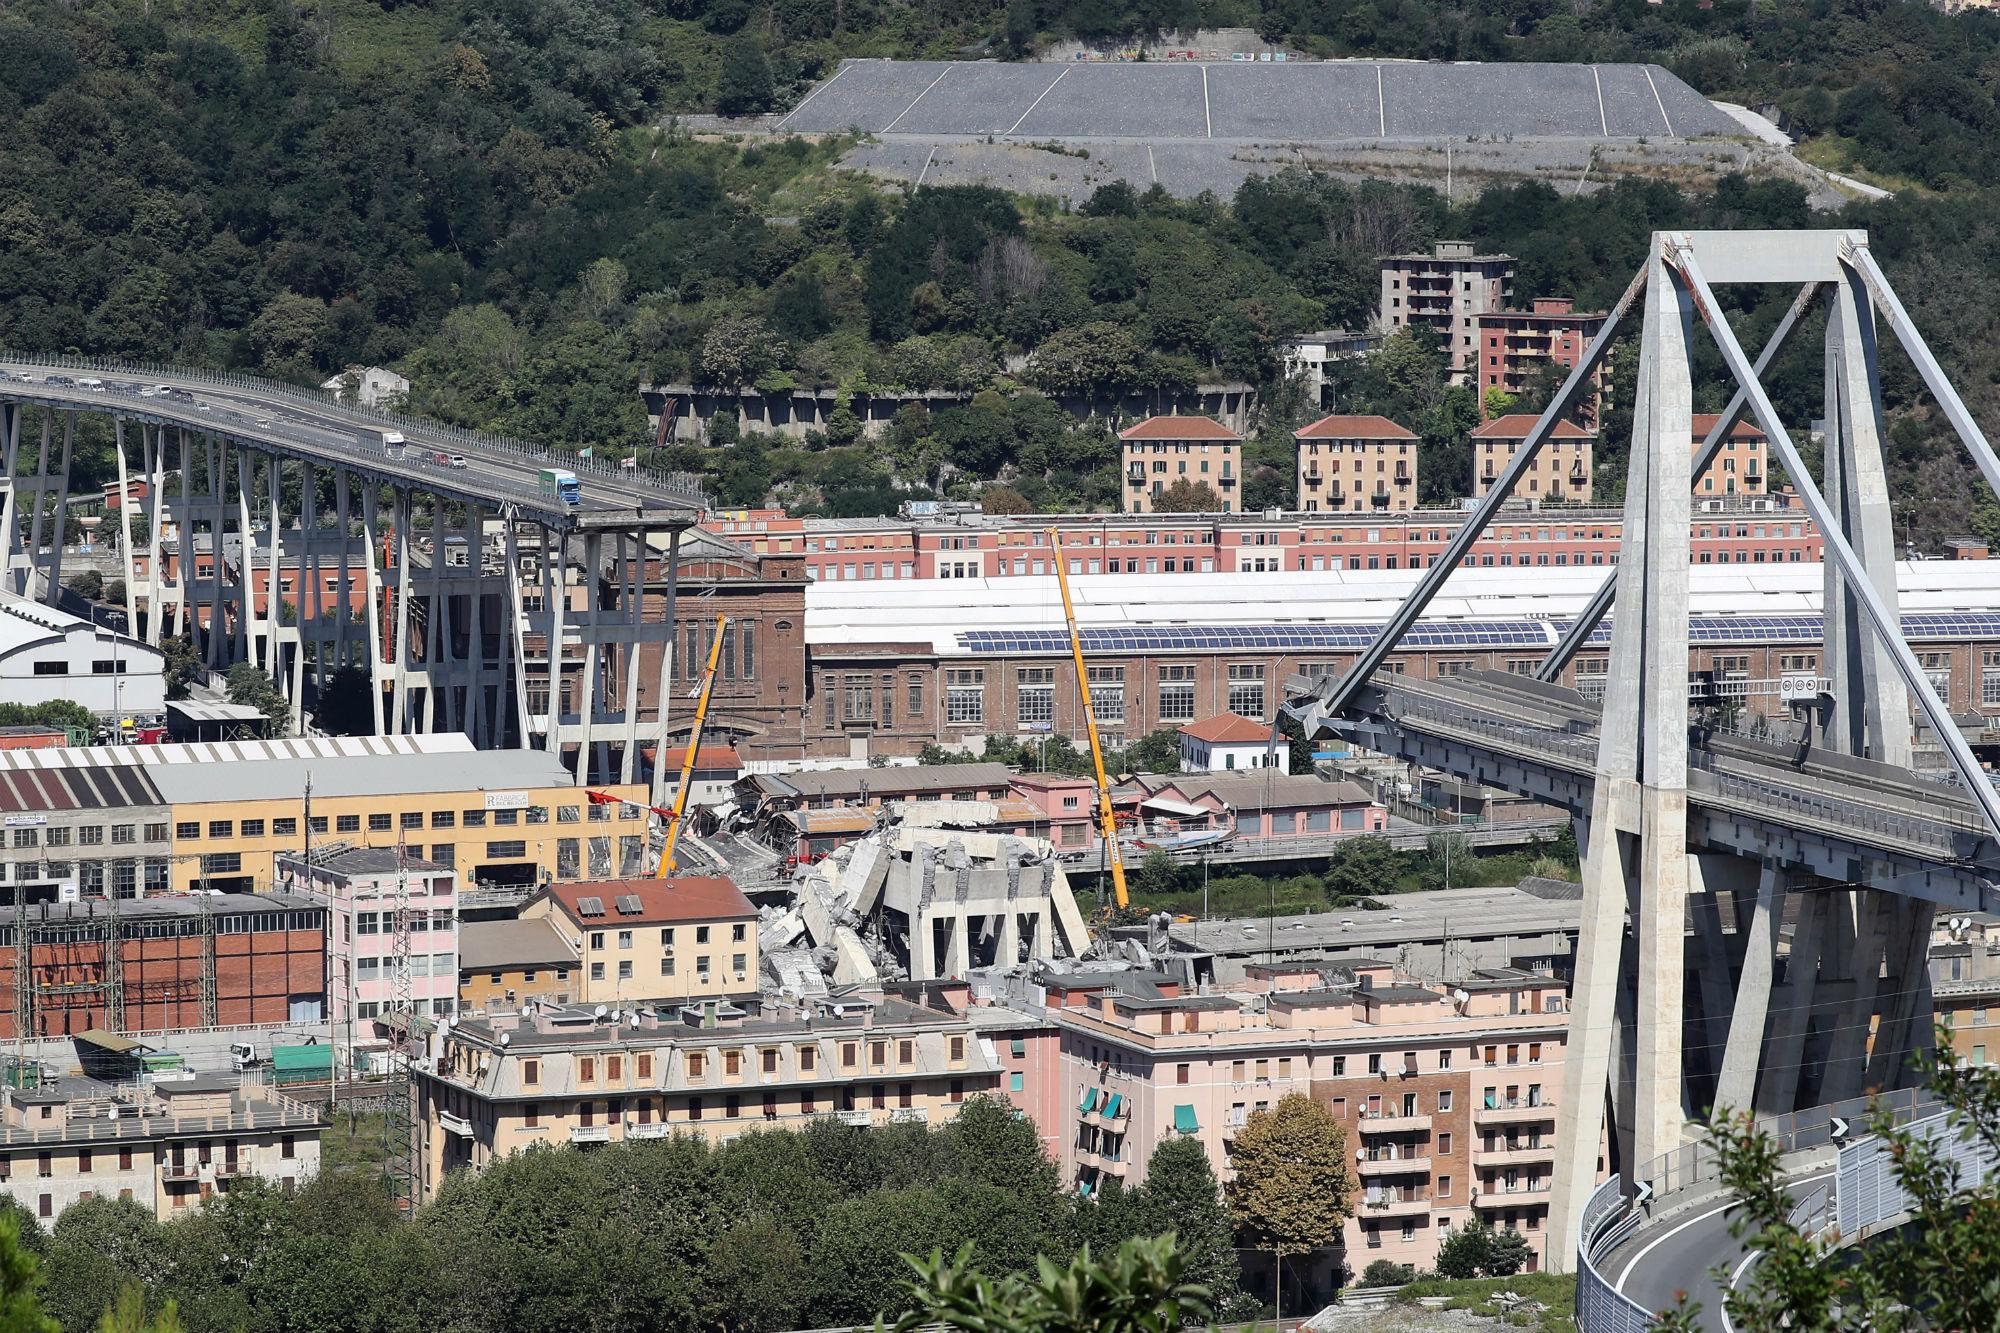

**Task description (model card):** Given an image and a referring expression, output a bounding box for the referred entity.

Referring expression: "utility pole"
[384,834,417,1209]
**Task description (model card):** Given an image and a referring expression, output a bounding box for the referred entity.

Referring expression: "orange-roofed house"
[1691,413,1767,497]
[1119,417,1242,515]
[1178,713,1281,772]
[522,876,759,1004]
[1471,415,1597,504]
[1294,414,1419,513]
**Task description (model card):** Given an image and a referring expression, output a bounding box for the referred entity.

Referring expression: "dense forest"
[6,0,2000,536]
[8,1100,1257,1333]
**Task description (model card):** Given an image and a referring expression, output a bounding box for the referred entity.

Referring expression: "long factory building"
[786,559,2000,761]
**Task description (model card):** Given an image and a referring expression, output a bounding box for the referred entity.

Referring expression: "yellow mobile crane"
[1047,530,1128,911]
[655,613,728,878]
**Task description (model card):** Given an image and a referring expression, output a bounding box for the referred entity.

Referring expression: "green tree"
[224,662,289,738]
[1418,829,1476,890]
[892,1235,1212,1333]
[313,665,376,736]
[156,638,200,703]
[63,571,103,602]
[1224,1093,1352,1317]
[1358,1259,1414,1287]
[699,315,786,386]
[0,701,94,736]
[1322,835,1400,903]
[1134,1138,1248,1316]
[1149,479,1222,513]
[1022,323,1146,396]
[715,35,774,116]
[1118,729,1180,776]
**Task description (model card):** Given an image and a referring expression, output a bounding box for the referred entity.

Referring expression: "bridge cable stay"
[1533,280,1826,683]
[1666,244,2000,840]
[1845,243,2000,499]
[1290,264,1650,734]
[655,614,728,878]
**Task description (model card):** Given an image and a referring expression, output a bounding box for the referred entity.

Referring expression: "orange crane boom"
[656,613,727,878]
[1047,530,1128,910]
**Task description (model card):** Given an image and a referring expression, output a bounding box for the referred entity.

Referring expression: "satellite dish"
[594,1004,608,1018]
[832,1004,845,1017]
[1453,989,1469,1005]
[498,1032,510,1047]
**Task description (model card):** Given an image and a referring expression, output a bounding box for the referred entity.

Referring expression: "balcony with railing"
[569,1123,611,1143]
[1473,1096,1555,1126]
[1362,1191,1432,1217]
[1473,1141,1556,1167]
[1357,1152,1431,1177]
[1472,1182,1550,1209]
[1357,1110,1432,1135]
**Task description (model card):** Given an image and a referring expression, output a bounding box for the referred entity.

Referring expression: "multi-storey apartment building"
[0,1075,322,1222]
[1693,414,1767,498]
[1294,416,1419,513]
[1041,959,1572,1272]
[275,849,461,1044]
[1930,913,2000,1067]
[413,983,1045,1201]
[1471,415,1596,504]
[1120,418,1243,514]
[1474,299,1607,418]
[1378,242,1515,379]
[519,877,760,1006]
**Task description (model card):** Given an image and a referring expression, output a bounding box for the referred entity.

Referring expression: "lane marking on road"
[1615,1199,1736,1292]
[776,60,848,130]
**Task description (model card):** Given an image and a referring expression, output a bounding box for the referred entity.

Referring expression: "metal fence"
[0,350,709,506]
[1836,1108,1999,1237]
[1576,1175,1656,1333]
[1576,1093,1944,1333]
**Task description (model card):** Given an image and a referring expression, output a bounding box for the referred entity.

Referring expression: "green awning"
[1173,1104,1199,1134]
[1080,1087,1099,1113]
[1104,1093,1124,1119]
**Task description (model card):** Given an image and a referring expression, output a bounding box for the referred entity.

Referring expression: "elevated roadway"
[1315,666,2000,913]
[0,356,706,528]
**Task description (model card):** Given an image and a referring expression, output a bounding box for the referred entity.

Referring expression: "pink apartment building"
[275,848,460,1062]
[1041,960,1575,1274]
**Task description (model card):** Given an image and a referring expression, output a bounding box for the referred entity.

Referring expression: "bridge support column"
[0,405,23,597]
[503,517,532,751]
[113,420,137,629]
[541,523,569,767]
[649,529,682,813]
[358,480,389,735]
[391,488,413,733]
[618,533,645,786]
[1549,240,1696,1270]
[1715,864,1783,1116]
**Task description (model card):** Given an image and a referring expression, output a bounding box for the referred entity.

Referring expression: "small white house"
[0,598,165,718]
[1177,714,1281,773]
[320,366,410,410]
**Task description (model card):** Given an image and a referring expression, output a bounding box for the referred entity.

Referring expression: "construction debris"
[759,801,1092,987]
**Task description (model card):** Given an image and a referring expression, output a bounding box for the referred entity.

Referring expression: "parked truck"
[379,429,406,457]
[538,467,582,509]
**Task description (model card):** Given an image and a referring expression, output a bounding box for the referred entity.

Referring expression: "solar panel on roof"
[576,895,605,916]
[616,894,643,915]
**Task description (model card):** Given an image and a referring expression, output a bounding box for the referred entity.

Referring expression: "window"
[175,821,199,840]
[486,841,526,859]
[401,812,423,831]
[1017,668,1055,726]
[842,676,875,724]
[433,811,456,829]
[1176,1063,1190,1084]
[336,814,360,834]
[206,821,231,839]
[1438,1132,1452,1154]
[369,813,392,832]
[908,674,924,717]
[1088,666,1125,725]
[1227,664,1265,718]
[732,923,746,942]
[945,669,984,724]
[1438,1090,1453,1112]
[110,824,137,845]
[272,818,297,838]
[1159,664,1197,721]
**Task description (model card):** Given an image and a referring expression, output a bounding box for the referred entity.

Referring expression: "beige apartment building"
[1692,414,1767,497]
[0,1075,322,1223]
[1043,959,1573,1274]
[519,877,760,1006]
[1379,242,1515,380]
[1471,415,1596,504]
[413,984,1046,1200]
[1120,417,1243,514]
[1294,415,1419,513]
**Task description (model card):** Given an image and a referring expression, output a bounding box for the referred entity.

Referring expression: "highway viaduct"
[0,355,707,801]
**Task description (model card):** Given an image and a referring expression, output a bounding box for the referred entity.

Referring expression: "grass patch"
[1794,135,1931,197]
[318,1105,398,1175]
[1394,1273,1577,1331]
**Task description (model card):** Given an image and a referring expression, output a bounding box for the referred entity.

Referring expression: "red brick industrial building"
[0,893,327,1039]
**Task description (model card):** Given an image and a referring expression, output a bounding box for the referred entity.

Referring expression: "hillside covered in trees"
[5,0,2000,540]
